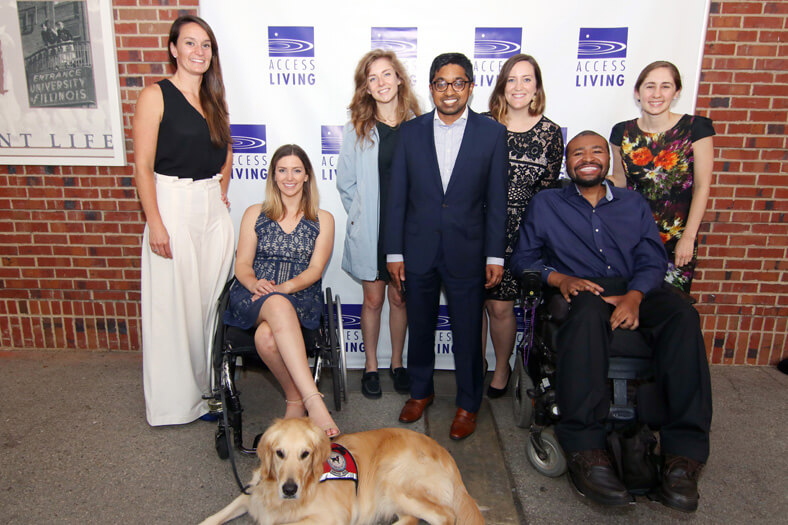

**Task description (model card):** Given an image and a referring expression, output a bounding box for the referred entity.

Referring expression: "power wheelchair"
[511,271,666,494]
[205,278,347,464]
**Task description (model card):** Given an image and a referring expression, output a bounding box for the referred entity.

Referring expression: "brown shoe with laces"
[567,449,634,506]
[658,454,703,512]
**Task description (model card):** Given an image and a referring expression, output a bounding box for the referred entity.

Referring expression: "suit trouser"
[554,287,713,463]
[404,252,485,413]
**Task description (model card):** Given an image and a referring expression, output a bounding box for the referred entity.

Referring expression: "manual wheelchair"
[511,272,665,493]
[205,278,347,462]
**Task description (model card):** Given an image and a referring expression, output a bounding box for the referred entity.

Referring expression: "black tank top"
[154,79,228,180]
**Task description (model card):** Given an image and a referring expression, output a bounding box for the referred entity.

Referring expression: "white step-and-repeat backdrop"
[201,0,711,369]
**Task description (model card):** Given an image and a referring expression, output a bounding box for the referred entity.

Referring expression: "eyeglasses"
[431,79,470,92]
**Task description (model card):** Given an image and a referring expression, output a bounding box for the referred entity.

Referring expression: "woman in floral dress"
[483,54,563,397]
[610,61,715,293]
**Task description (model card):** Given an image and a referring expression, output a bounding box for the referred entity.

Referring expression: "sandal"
[302,392,340,438]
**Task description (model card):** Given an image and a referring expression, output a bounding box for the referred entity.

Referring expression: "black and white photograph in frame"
[0,0,124,166]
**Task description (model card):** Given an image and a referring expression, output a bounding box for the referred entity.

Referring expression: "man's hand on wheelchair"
[547,272,604,303]
[603,290,643,331]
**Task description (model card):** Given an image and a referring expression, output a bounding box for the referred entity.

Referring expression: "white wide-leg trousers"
[141,173,234,426]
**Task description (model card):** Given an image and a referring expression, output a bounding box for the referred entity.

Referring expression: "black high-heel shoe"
[486,365,511,399]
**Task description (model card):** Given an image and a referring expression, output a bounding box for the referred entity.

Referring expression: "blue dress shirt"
[510,182,668,295]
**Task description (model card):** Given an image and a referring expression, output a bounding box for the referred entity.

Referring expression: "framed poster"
[0,0,125,166]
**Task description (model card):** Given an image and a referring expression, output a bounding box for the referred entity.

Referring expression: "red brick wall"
[695,1,787,365]
[0,1,199,352]
[1,1,786,365]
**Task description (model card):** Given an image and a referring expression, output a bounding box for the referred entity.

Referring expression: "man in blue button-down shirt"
[511,131,712,512]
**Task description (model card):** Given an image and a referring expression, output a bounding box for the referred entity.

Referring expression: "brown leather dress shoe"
[658,454,703,512]
[398,394,434,423]
[449,408,477,440]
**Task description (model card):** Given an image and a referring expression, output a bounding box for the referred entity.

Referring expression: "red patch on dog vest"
[319,443,358,489]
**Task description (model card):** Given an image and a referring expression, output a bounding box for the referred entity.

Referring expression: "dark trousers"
[404,252,485,413]
[554,287,713,463]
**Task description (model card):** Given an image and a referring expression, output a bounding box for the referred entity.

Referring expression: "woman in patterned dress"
[610,61,715,293]
[224,144,338,437]
[483,54,564,397]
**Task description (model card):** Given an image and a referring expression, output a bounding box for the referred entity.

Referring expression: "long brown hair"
[349,50,421,146]
[168,15,231,149]
[262,145,319,222]
[489,54,546,124]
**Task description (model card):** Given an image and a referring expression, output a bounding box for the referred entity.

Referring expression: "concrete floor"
[0,350,786,524]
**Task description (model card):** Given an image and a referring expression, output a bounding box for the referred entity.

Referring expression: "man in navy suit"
[385,52,507,439]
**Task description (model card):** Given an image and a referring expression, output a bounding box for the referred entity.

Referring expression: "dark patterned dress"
[483,113,564,301]
[610,114,715,293]
[224,212,322,330]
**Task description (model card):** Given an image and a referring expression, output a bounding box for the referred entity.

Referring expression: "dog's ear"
[310,422,331,478]
[258,420,283,481]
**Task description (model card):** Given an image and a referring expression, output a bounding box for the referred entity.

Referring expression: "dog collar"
[319,443,358,491]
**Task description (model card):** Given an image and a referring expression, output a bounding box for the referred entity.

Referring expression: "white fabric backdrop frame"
[201,0,711,369]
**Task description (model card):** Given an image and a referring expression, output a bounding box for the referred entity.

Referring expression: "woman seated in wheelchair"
[223,144,339,437]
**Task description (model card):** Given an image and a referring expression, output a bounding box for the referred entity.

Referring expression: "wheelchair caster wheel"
[526,428,567,477]
[512,352,535,428]
[215,428,230,460]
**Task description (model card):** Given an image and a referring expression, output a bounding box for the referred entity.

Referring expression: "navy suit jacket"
[384,109,508,278]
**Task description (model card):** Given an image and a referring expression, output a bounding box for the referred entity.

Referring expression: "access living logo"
[575,27,628,88]
[320,125,343,181]
[230,124,268,180]
[371,27,417,59]
[268,26,316,86]
[473,27,522,87]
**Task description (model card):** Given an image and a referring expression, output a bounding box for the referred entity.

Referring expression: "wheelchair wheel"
[334,294,348,403]
[325,288,342,412]
[526,428,567,477]
[512,350,535,428]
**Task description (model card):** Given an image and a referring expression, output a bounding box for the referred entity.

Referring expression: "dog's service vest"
[319,443,358,491]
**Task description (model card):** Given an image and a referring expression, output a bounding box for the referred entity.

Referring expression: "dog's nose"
[282,479,298,498]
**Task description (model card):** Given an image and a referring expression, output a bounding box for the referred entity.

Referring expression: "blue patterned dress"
[223,212,322,330]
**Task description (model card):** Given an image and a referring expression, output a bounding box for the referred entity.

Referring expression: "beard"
[571,172,607,187]
[569,161,607,187]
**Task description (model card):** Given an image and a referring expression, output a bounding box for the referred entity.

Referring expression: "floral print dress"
[610,114,715,292]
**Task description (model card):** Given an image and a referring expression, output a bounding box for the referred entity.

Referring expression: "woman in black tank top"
[132,15,234,427]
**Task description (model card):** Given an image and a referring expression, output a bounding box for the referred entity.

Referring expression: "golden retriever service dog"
[201,417,484,525]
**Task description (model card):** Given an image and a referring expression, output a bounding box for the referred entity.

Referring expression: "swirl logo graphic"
[371,27,417,59]
[321,126,343,155]
[577,27,628,59]
[340,304,361,329]
[268,26,315,57]
[474,28,522,59]
[230,124,267,154]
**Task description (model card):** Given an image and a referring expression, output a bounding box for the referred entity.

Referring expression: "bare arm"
[674,136,713,267]
[220,145,232,206]
[233,204,265,293]
[132,84,172,258]
[609,145,627,188]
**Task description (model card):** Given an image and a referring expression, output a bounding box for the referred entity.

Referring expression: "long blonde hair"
[349,49,421,145]
[262,145,319,222]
